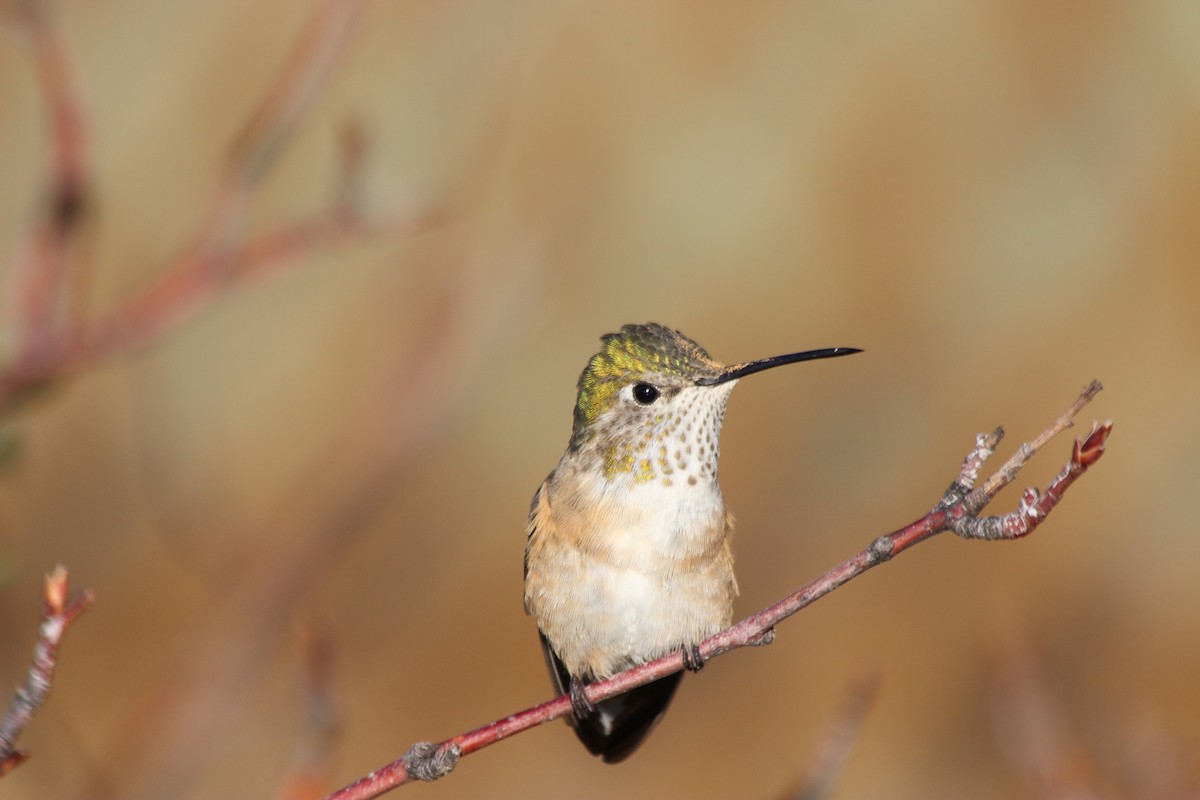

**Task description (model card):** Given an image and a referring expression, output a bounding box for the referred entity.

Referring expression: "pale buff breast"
[524,466,737,679]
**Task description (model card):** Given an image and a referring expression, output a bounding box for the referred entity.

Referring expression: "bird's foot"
[568,677,595,719]
[681,643,705,672]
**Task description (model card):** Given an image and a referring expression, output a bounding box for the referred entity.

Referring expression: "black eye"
[632,383,660,405]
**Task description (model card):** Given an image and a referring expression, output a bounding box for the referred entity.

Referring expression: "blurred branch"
[989,635,1103,800]
[0,0,435,418]
[0,565,94,776]
[78,0,370,358]
[1112,714,1200,800]
[990,633,1200,800]
[4,0,91,367]
[787,673,879,800]
[274,622,341,800]
[324,383,1112,798]
[1,2,498,794]
[103,249,541,799]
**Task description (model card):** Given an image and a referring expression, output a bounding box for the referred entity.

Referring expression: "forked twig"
[323,383,1113,799]
[0,0,432,418]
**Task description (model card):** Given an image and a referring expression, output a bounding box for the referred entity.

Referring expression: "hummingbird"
[523,322,859,762]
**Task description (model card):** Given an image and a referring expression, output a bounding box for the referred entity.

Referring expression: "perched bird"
[524,322,859,762]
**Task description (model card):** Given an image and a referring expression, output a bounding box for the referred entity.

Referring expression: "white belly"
[527,472,736,678]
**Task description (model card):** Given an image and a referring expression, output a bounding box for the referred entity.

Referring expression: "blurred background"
[1,1,1197,798]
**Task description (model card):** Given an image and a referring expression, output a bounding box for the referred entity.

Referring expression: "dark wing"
[539,633,683,764]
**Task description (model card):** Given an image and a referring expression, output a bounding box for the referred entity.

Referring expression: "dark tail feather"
[574,672,682,763]
[539,633,682,763]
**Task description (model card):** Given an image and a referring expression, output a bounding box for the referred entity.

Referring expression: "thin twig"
[790,673,879,800]
[274,622,341,800]
[5,0,90,364]
[164,0,366,269]
[72,201,436,366]
[323,383,1112,799]
[0,565,95,776]
[68,0,368,365]
[989,634,1102,800]
[0,0,434,419]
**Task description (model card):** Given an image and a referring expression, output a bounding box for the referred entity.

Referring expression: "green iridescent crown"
[571,323,721,439]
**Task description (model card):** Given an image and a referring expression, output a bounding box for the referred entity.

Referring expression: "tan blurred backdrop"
[1,2,1198,798]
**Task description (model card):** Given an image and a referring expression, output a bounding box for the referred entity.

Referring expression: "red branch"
[5,0,91,364]
[0,565,95,776]
[0,0,431,418]
[323,382,1113,799]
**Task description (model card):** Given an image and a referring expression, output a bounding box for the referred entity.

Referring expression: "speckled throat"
[580,379,735,488]
[565,323,859,485]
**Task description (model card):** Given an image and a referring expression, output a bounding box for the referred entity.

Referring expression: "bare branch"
[5,0,91,364]
[0,0,435,418]
[0,565,94,776]
[73,200,436,366]
[980,379,1104,498]
[158,0,366,269]
[322,383,1112,798]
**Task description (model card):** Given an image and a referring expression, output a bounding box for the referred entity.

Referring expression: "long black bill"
[695,347,861,386]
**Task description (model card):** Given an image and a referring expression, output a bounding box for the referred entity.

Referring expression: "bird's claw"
[568,677,595,719]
